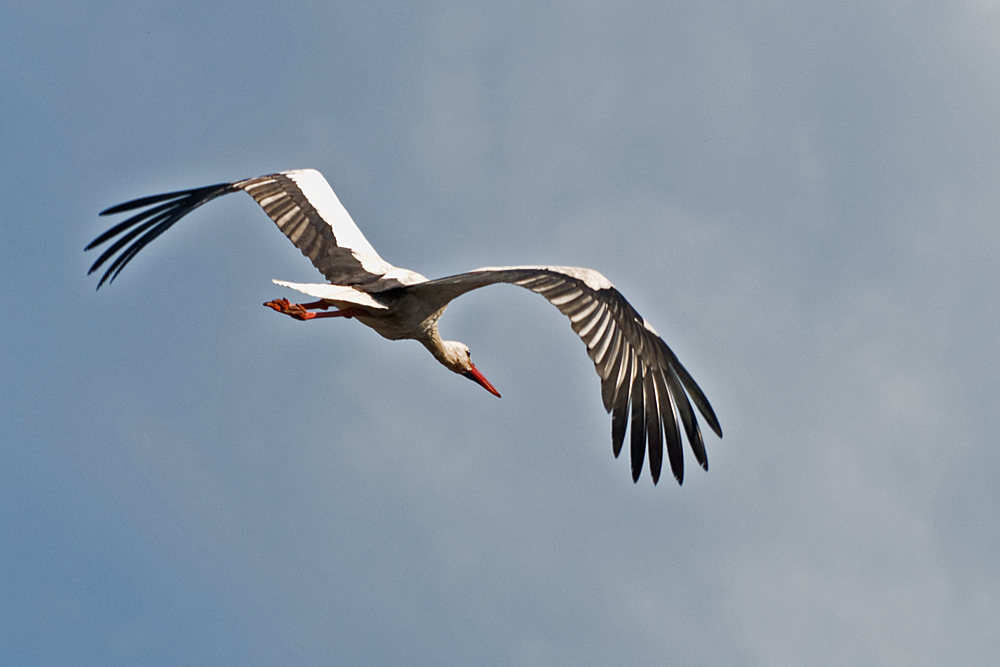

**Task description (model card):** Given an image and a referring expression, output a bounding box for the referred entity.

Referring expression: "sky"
[2,1,999,665]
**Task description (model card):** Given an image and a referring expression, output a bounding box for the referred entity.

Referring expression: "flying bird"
[86,169,722,484]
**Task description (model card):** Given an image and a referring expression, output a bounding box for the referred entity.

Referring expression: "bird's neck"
[418,327,463,374]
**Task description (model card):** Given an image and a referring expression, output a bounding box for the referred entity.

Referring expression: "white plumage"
[87,169,722,484]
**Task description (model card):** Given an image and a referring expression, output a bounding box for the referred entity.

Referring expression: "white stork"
[87,169,722,484]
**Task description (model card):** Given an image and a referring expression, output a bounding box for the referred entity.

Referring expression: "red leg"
[311,306,363,319]
[263,298,362,321]
[298,300,332,310]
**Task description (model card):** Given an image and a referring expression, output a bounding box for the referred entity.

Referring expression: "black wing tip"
[611,405,715,485]
[675,365,723,440]
[96,265,119,287]
[87,181,239,287]
[650,459,663,485]
[641,461,683,486]
[668,454,684,485]
[98,182,235,217]
[98,194,171,217]
[701,406,723,439]
[89,258,121,289]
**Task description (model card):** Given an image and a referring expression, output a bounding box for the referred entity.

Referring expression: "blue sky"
[3,1,999,664]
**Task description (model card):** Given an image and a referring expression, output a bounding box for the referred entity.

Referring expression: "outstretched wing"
[407,266,723,485]
[86,169,411,288]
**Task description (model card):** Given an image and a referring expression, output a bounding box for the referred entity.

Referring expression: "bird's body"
[87,169,722,484]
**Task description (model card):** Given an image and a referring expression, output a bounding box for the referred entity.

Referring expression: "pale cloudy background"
[2,1,999,665]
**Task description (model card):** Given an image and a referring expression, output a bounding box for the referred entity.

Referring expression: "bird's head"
[439,341,501,398]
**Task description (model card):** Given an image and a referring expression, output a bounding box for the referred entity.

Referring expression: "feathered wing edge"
[86,169,400,289]
[239,170,403,287]
[408,267,723,485]
[86,182,237,287]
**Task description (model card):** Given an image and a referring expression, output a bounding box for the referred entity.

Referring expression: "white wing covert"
[409,266,723,485]
[239,170,410,287]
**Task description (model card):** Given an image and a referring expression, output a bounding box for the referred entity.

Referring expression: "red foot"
[263,298,315,320]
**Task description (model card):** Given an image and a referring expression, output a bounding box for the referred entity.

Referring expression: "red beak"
[464,362,501,398]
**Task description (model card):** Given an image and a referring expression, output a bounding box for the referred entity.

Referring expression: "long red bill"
[464,363,501,398]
